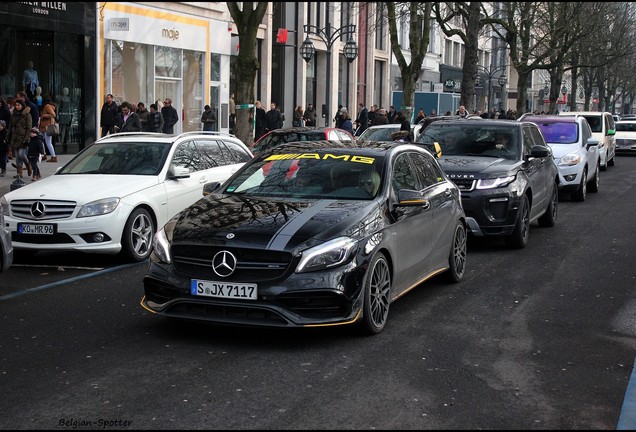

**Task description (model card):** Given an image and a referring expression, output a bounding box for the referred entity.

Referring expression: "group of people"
[253,101,293,141]
[0,89,63,181]
[349,103,414,139]
[100,95,179,137]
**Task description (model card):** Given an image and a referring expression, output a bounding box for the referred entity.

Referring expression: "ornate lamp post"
[477,64,507,115]
[300,24,358,127]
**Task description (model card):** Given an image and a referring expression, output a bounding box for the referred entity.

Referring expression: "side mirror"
[202,182,221,196]
[168,165,191,179]
[586,137,600,149]
[529,145,550,158]
[396,189,430,208]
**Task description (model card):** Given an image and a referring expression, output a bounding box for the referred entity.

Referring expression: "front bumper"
[459,187,522,237]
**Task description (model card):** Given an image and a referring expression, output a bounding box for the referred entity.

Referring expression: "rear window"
[534,122,578,144]
[582,115,602,133]
[616,122,636,132]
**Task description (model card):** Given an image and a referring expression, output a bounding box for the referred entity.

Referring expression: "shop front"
[100,3,232,136]
[0,2,97,153]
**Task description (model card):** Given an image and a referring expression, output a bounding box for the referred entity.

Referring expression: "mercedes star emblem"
[30,201,46,218]
[212,251,237,277]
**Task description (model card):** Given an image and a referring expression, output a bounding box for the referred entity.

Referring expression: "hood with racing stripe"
[171,194,381,253]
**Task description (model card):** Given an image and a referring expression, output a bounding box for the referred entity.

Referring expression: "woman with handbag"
[39,96,58,162]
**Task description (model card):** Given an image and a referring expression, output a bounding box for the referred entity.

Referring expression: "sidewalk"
[1,154,75,197]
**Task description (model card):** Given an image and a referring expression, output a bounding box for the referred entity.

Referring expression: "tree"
[227,2,268,147]
[383,2,432,122]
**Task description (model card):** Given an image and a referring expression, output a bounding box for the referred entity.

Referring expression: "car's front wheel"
[572,169,587,202]
[505,195,530,249]
[121,208,155,262]
[359,252,391,335]
[588,162,600,193]
[538,182,558,227]
[446,222,467,283]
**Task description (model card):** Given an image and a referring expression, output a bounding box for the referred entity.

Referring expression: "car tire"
[572,169,587,202]
[446,221,467,283]
[538,182,558,227]
[505,195,530,249]
[588,163,600,193]
[121,207,155,262]
[608,151,615,166]
[358,252,391,335]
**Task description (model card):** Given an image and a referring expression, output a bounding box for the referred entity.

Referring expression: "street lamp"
[300,24,358,127]
[477,64,507,115]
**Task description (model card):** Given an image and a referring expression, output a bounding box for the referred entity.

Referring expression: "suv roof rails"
[177,131,237,138]
[96,132,168,142]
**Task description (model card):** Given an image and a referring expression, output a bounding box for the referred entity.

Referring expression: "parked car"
[356,123,417,143]
[520,114,600,202]
[0,201,13,272]
[559,111,616,170]
[142,140,467,335]
[417,119,559,248]
[252,126,354,155]
[0,131,253,262]
[614,120,636,154]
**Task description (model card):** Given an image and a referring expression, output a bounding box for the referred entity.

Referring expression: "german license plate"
[18,223,55,235]
[191,280,257,300]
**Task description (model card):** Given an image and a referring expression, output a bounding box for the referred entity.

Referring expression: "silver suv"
[521,115,600,202]
[560,111,616,170]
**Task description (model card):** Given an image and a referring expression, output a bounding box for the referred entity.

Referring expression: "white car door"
[164,140,211,220]
[197,139,251,186]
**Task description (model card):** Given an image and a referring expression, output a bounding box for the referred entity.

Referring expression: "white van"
[560,111,616,170]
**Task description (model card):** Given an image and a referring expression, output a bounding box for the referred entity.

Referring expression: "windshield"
[224,150,385,200]
[253,131,327,154]
[417,123,521,160]
[532,122,578,144]
[58,142,171,175]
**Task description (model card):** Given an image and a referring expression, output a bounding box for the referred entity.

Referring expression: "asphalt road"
[1,154,635,430]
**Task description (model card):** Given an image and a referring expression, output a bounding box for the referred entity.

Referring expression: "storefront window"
[111,41,151,107]
[155,46,182,79]
[182,50,204,132]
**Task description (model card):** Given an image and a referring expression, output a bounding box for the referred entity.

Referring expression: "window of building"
[374,60,384,108]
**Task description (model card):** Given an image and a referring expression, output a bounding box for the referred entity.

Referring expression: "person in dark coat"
[17,91,39,129]
[148,104,164,132]
[371,108,389,126]
[117,101,142,132]
[265,102,283,132]
[27,127,45,181]
[100,93,119,137]
[303,103,317,127]
[201,105,216,131]
[254,100,267,141]
[137,102,150,132]
[354,102,368,136]
[161,98,179,134]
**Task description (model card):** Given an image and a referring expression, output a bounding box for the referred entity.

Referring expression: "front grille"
[10,199,76,220]
[169,302,289,326]
[451,179,475,191]
[172,245,293,282]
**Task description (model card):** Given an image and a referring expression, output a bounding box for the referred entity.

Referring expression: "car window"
[391,153,419,194]
[336,130,353,142]
[196,140,225,168]
[534,122,578,144]
[616,122,636,132]
[172,140,205,172]
[410,152,443,189]
[584,115,602,133]
[522,127,535,155]
[221,141,252,163]
[606,114,615,131]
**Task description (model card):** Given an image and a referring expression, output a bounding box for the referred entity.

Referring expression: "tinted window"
[196,140,224,168]
[533,122,578,144]
[221,141,252,163]
[392,153,419,193]
[583,115,602,133]
[172,140,204,172]
[616,122,636,132]
[410,152,443,189]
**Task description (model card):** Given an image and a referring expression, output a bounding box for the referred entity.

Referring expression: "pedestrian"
[38,96,58,162]
[0,98,11,160]
[340,109,353,134]
[303,103,317,127]
[137,102,150,132]
[161,98,179,134]
[229,93,236,133]
[0,120,7,177]
[8,99,32,179]
[456,105,468,118]
[354,102,369,136]
[415,109,425,124]
[100,93,119,137]
[17,90,39,129]
[293,105,304,127]
[148,103,164,132]
[254,100,267,141]
[27,127,45,181]
[201,104,216,131]
[367,104,378,125]
[371,108,389,126]
[117,101,142,132]
[265,102,283,132]
[387,105,397,123]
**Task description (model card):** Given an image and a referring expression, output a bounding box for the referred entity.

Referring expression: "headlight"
[152,226,171,264]
[476,175,515,189]
[77,198,120,218]
[0,196,8,216]
[296,237,358,273]
[559,153,581,166]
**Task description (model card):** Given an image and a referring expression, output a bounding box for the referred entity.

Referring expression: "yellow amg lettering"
[350,156,375,164]
[297,153,321,160]
[323,154,350,161]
